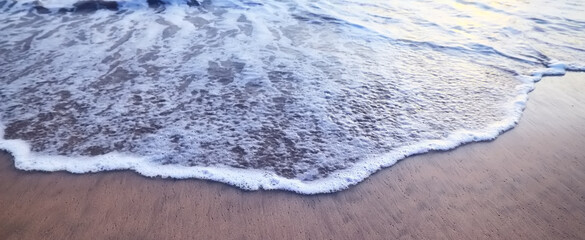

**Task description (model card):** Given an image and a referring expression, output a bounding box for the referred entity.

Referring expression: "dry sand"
[1,72,585,239]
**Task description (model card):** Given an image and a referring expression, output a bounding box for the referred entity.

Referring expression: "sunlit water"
[1,0,584,193]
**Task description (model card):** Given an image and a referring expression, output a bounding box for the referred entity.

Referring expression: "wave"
[1,0,584,194]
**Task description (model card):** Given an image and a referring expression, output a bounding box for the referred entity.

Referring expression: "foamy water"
[1,0,584,193]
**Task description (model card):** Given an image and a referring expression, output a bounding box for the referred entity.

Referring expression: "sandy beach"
[1,72,584,239]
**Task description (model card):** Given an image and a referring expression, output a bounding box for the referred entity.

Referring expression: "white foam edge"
[0,63,579,194]
[531,59,585,79]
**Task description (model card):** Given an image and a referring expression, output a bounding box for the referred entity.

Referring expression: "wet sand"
[1,72,585,239]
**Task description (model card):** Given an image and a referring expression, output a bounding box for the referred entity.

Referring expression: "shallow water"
[0,0,584,193]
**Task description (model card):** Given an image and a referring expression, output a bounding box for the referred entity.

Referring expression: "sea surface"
[1,0,584,193]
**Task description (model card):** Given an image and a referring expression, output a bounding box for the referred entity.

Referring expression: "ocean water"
[0,0,583,193]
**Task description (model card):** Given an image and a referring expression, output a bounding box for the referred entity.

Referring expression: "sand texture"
[1,73,585,239]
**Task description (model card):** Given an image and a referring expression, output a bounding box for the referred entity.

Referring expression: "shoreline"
[1,72,585,239]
